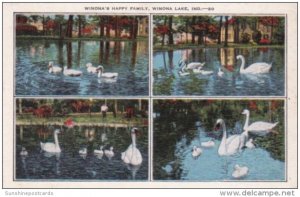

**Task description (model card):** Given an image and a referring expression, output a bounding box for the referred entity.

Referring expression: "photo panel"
[152,15,285,96]
[15,14,149,96]
[153,99,285,181]
[15,98,149,181]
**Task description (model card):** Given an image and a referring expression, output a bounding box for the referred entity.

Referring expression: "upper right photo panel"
[153,15,285,96]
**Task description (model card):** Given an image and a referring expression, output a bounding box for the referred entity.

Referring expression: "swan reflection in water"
[42,152,61,175]
[125,164,141,180]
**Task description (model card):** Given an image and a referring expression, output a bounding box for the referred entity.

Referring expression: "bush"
[241,33,251,43]
[252,30,262,44]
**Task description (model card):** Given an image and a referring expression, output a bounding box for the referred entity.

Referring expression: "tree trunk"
[218,16,223,44]
[100,16,105,38]
[115,16,119,38]
[114,100,118,113]
[78,16,82,38]
[168,16,174,45]
[234,18,240,43]
[185,18,189,44]
[18,99,22,114]
[42,15,45,35]
[65,15,74,38]
[191,16,196,44]
[138,99,142,111]
[106,16,110,38]
[161,16,167,46]
[224,16,229,47]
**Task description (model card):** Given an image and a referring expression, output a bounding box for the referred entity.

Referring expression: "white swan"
[179,58,205,70]
[94,145,104,155]
[48,61,62,74]
[192,146,203,157]
[245,138,255,149]
[79,147,87,155]
[237,55,272,74]
[40,129,61,153]
[63,66,82,77]
[232,164,249,178]
[20,147,28,156]
[104,146,114,159]
[86,63,101,74]
[97,66,118,79]
[201,139,215,148]
[242,109,279,136]
[214,119,248,156]
[121,128,143,166]
[218,67,224,77]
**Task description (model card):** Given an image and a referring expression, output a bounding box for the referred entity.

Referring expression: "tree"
[65,15,74,38]
[168,16,174,45]
[224,16,229,47]
[217,16,223,44]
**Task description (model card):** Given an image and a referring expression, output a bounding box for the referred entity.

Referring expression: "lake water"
[16,39,148,96]
[153,119,285,181]
[153,47,284,96]
[16,125,148,180]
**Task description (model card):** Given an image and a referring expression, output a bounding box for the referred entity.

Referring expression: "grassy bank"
[16,35,148,41]
[153,43,284,52]
[16,113,148,127]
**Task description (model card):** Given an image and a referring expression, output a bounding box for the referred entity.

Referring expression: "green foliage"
[252,30,262,44]
[241,32,251,43]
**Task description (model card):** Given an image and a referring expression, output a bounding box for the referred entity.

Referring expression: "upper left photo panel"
[15,14,149,96]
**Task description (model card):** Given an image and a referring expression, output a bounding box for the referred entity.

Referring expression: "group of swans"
[178,55,273,77]
[38,127,142,166]
[178,58,213,76]
[213,109,278,178]
[48,61,118,80]
[192,139,215,158]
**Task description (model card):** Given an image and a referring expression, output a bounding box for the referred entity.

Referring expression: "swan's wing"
[187,62,204,69]
[246,63,271,73]
[225,135,242,155]
[247,121,278,131]
[41,143,56,151]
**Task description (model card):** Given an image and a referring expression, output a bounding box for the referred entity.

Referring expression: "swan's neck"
[131,133,136,147]
[98,71,102,78]
[54,132,60,149]
[239,56,246,72]
[243,112,250,131]
[221,122,227,141]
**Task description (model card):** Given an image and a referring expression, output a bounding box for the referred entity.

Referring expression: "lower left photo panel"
[15,98,149,181]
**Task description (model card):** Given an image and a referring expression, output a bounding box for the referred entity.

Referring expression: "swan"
[104,146,114,159]
[242,109,279,136]
[237,55,272,74]
[201,139,215,148]
[94,145,104,155]
[86,63,101,74]
[218,67,224,77]
[192,146,202,157]
[232,164,249,179]
[245,138,255,149]
[214,119,248,156]
[63,66,82,77]
[20,147,28,156]
[48,61,62,74]
[178,58,205,70]
[121,128,143,166]
[79,147,87,155]
[97,66,118,79]
[40,129,61,153]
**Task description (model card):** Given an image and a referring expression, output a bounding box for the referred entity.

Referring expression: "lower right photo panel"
[153,99,285,181]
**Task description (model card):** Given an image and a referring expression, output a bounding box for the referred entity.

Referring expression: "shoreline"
[153,43,284,52]
[16,35,148,42]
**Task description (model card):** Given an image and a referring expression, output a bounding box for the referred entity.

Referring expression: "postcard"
[2,2,297,189]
